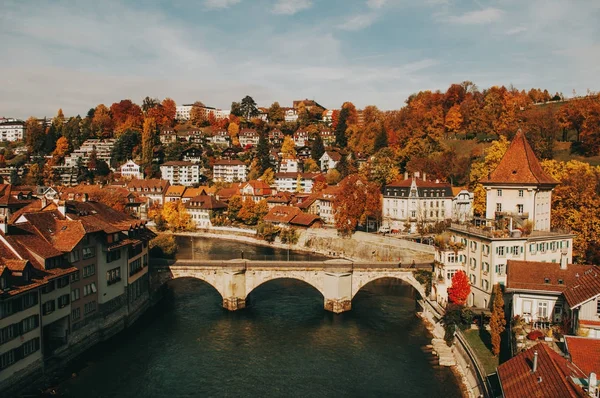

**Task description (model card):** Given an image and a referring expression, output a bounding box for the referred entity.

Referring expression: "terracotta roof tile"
[290,213,320,227]
[565,336,600,377]
[497,343,586,398]
[482,130,558,185]
[263,206,302,224]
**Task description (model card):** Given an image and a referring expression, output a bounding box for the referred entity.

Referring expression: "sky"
[1,0,599,119]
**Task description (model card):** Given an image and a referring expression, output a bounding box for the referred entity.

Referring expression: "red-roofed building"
[240,180,273,203]
[565,336,600,378]
[496,343,590,398]
[186,195,227,229]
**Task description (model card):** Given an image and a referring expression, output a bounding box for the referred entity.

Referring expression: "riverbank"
[169,228,435,263]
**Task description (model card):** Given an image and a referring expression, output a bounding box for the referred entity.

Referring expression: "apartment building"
[239,129,259,147]
[435,131,574,309]
[274,172,324,193]
[213,160,247,182]
[160,161,202,186]
[0,119,25,141]
[64,139,115,169]
[127,179,170,207]
[186,195,227,229]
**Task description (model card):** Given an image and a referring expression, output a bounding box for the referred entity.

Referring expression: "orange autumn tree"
[448,270,470,306]
[333,174,381,236]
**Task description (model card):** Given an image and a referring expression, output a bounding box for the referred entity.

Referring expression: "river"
[40,238,463,397]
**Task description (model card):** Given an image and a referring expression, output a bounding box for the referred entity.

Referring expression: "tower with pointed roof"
[481,130,558,231]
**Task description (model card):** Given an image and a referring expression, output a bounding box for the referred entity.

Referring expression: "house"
[320,129,335,145]
[240,180,273,203]
[496,343,592,398]
[315,185,340,225]
[239,128,260,147]
[263,205,320,228]
[159,129,177,144]
[213,159,247,183]
[126,179,169,207]
[564,336,600,376]
[119,160,143,180]
[319,151,341,171]
[186,195,227,229]
[293,130,310,147]
[181,186,215,203]
[221,147,239,160]
[165,185,186,202]
[215,184,242,202]
[322,110,334,125]
[268,129,284,146]
[267,191,293,209]
[279,157,300,173]
[182,147,203,163]
[451,187,473,223]
[63,139,115,169]
[506,259,600,337]
[160,161,202,186]
[434,131,574,309]
[210,129,230,147]
[382,172,453,233]
[0,118,25,141]
[284,108,298,123]
[296,146,311,160]
[274,172,324,193]
[175,104,230,122]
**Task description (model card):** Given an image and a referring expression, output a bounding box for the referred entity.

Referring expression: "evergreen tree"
[490,284,506,356]
[335,106,349,148]
[256,131,272,174]
[373,125,388,152]
[311,133,325,161]
[142,117,157,166]
[111,130,141,167]
[240,96,259,120]
[230,101,243,117]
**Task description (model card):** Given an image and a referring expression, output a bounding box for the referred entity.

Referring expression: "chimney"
[423,172,427,181]
[560,254,568,270]
[57,201,66,216]
[414,171,420,179]
[404,171,408,180]
[589,373,597,398]
[0,215,7,234]
[82,193,88,202]
[532,351,538,373]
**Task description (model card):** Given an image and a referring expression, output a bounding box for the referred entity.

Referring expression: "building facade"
[160,161,202,186]
[119,160,143,180]
[212,160,247,182]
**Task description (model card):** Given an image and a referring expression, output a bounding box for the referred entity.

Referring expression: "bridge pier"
[223,297,246,311]
[221,268,247,312]
[324,298,352,313]
[323,271,353,314]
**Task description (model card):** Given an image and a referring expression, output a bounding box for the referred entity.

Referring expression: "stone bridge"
[153,259,431,313]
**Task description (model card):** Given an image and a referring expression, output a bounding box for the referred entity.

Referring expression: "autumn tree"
[260,168,275,185]
[268,102,284,123]
[142,96,159,113]
[25,117,45,155]
[333,174,381,236]
[469,136,510,216]
[228,122,240,146]
[91,104,114,137]
[447,270,470,306]
[335,106,349,148]
[190,101,208,126]
[365,147,399,187]
[490,284,506,356]
[238,197,257,225]
[162,201,194,231]
[444,104,463,138]
[281,136,296,158]
[303,158,320,173]
[161,98,177,127]
[311,133,325,161]
[142,117,157,166]
[227,195,243,221]
[110,100,143,136]
[52,136,70,164]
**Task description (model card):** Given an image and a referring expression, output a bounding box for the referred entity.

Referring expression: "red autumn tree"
[448,270,470,306]
[333,174,381,237]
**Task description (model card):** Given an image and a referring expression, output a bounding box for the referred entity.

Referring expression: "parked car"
[378,226,390,234]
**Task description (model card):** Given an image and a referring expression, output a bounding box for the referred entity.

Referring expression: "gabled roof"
[186,195,227,210]
[506,260,600,308]
[565,336,600,377]
[165,185,186,197]
[497,343,586,398]
[263,205,302,224]
[481,130,558,186]
[127,178,169,191]
[323,151,342,161]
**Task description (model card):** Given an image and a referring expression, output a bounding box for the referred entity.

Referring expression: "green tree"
[111,130,141,166]
[142,96,159,113]
[256,131,271,174]
[240,95,259,120]
[490,284,506,356]
[268,102,284,123]
[335,106,349,147]
[230,101,243,117]
[367,148,399,187]
[311,133,325,161]
[164,141,186,162]
[142,117,157,166]
[373,125,388,152]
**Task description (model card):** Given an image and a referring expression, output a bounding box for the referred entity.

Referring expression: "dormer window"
[544,278,550,284]
[558,279,564,285]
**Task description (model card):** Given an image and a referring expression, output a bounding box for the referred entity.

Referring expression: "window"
[70,271,80,283]
[483,245,490,256]
[42,300,55,316]
[517,204,524,214]
[448,253,456,263]
[20,315,39,334]
[511,245,520,256]
[22,338,39,357]
[107,250,121,263]
[107,267,121,285]
[481,279,489,291]
[530,243,537,254]
[83,283,97,296]
[558,279,564,285]
[23,292,37,309]
[497,189,502,197]
[84,301,96,315]
[41,280,55,294]
[71,308,81,321]
[71,288,80,302]
[495,263,506,275]
[496,203,502,212]
[597,299,600,315]
[497,246,505,256]
[523,300,532,316]
[483,262,490,273]
[83,264,95,278]
[544,278,550,284]
[57,276,69,289]
[82,247,95,259]
[538,301,548,319]
[69,250,80,263]
[0,324,18,344]
[0,350,15,369]
[57,294,70,309]
[410,210,416,218]
[518,189,524,197]
[447,270,457,280]
[470,274,476,285]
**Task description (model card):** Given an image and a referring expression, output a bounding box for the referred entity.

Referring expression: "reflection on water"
[175,235,330,261]
[55,278,462,398]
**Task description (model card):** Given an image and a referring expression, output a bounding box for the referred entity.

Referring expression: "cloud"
[337,13,379,31]
[272,0,312,15]
[505,26,527,35]
[445,8,504,25]
[367,0,387,9]
[203,0,241,9]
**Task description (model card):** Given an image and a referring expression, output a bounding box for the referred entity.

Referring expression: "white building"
[279,158,300,173]
[160,161,202,186]
[239,129,259,147]
[319,151,341,172]
[451,187,474,223]
[293,130,309,147]
[274,172,323,193]
[126,179,170,207]
[186,195,227,229]
[0,119,25,141]
[176,104,230,121]
[382,172,453,233]
[434,131,574,309]
[64,139,115,168]
[212,159,247,182]
[284,109,298,123]
[119,160,143,180]
[210,130,230,147]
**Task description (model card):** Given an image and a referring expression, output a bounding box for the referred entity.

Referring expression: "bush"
[441,304,474,346]
[149,234,178,259]
[257,222,279,243]
[413,269,432,296]
[280,227,299,244]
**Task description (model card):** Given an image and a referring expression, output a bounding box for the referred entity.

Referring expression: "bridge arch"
[168,268,226,299]
[351,271,426,300]
[244,271,325,300]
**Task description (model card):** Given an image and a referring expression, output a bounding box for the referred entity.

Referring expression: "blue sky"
[1,0,599,118]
